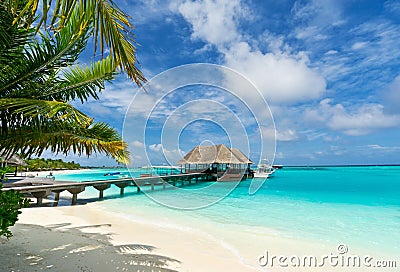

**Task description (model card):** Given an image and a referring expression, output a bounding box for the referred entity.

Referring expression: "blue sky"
[52,0,400,166]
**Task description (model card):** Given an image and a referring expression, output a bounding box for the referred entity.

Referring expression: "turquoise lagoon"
[51,166,400,257]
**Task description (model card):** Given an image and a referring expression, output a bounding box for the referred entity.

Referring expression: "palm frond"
[0,1,33,71]
[0,98,92,126]
[0,123,130,164]
[14,0,146,86]
[0,22,88,97]
[42,55,117,102]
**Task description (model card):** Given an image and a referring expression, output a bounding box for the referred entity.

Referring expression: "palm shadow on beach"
[1,223,180,272]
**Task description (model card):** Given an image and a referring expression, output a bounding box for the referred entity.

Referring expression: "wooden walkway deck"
[1,173,214,206]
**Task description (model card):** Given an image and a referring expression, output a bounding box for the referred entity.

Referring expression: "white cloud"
[294,26,328,41]
[79,81,142,117]
[131,140,144,148]
[148,144,184,165]
[224,42,326,104]
[121,0,178,24]
[325,50,338,55]
[350,21,400,65]
[384,0,400,14]
[149,143,163,152]
[351,41,368,50]
[177,0,327,105]
[367,144,400,153]
[178,0,242,47]
[304,99,400,135]
[276,129,299,142]
[291,0,344,42]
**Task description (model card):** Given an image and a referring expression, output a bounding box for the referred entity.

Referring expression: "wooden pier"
[1,173,214,206]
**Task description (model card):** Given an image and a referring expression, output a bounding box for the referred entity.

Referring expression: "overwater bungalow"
[177,144,253,181]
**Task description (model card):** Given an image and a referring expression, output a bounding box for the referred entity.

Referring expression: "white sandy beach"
[2,200,397,272]
[5,204,256,272]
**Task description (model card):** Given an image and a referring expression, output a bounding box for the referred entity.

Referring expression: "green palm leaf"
[43,55,117,102]
[12,0,146,86]
[0,0,140,164]
[0,123,129,164]
[0,98,92,125]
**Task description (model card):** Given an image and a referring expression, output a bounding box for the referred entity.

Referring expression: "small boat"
[253,160,275,178]
[104,172,121,176]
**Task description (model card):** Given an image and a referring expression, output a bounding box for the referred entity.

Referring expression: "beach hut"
[177,144,253,181]
[0,150,27,176]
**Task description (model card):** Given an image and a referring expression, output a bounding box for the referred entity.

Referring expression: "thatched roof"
[177,144,253,165]
[230,148,253,164]
[0,150,27,166]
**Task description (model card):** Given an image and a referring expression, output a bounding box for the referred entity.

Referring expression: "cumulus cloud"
[177,0,327,105]
[304,99,400,135]
[178,0,243,47]
[224,42,326,104]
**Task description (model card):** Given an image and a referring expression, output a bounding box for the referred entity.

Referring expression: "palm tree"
[0,0,146,163]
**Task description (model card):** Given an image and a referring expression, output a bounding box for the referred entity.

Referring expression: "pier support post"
[115,181,130,196]
[31,190,50,206]
[67,186,85,205]
[94,184,111,199]
[132,180,141,192]
[52,189,65,206]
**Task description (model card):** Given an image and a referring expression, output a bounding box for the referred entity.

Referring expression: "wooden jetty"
[1,173,214,206]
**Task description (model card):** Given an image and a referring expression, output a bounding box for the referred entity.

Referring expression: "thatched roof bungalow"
[0,150,27,167]
[177,144,253,179]
[0,150,27,177]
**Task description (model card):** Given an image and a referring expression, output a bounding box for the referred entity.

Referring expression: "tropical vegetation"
[0,0,146,164]
[0,181,29,238]
[24,158,80,171]
[0,163,30,238]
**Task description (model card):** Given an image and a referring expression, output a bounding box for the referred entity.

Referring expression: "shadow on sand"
[1,223,180,272]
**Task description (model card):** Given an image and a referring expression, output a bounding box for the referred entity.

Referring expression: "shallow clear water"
[53,166,400,256]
